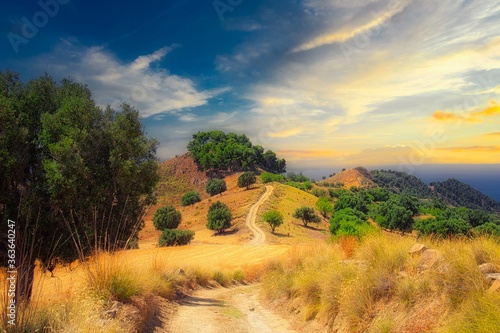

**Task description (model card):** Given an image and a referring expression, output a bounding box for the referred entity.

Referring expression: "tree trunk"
[15,240,36,303]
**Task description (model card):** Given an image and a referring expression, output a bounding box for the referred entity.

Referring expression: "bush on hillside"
[206,178,227,196]
[293,206,321,227]
[261,172,285,183]
[206,201,232,233]
[158,229,195,247]
[181,190,202,206]
[153,206,182,230]
[414,217,472,238]
[238,171,256,190]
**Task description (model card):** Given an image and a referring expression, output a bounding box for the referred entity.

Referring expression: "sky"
[1,0,500,174]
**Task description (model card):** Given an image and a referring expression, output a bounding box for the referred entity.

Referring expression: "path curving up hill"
[246,185,273,245]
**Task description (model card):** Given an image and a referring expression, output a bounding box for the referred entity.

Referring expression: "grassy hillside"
[257,183,329,244]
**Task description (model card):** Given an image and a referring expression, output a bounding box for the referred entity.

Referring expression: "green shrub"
[206,201,232,233]
[153,206,182,230]
[261,172,285,183]
[206,178,227,196]
[181,190,202,206]
[158,229,195,246]
[237,171,256,189]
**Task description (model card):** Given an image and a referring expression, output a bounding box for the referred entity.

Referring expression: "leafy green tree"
[158,229,195,246]
[0,72,159,301]
[293,206,321,227]
[286,172,309,182]
[238,171,256,190]
[334,192,370,214]
[153,206,182,230]
[262,210,284,234]
[181,190,202,206]
[207,201,233,233]
[187,131,286,173]
[316,197,334,219]
[206,178,227,196]
[375,200,414,233]
[474,222,500,237]
[329,208,367,234]
[414,217,472,238]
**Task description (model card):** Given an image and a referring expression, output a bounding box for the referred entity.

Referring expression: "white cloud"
[35,44,226,118]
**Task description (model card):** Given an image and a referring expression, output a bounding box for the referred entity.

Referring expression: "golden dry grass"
[262,233,500,333]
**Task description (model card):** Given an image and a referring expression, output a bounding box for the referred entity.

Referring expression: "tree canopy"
[0,71,159,301]
[153,206,182,230]
[206,178,227,196]
[293,206,321,227]
[238,171,257,190]
[187,130,286,173]
[206,201,233,233]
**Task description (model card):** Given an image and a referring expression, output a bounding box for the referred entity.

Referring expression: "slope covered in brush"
[431,178,500,212]
[371,169,433,198]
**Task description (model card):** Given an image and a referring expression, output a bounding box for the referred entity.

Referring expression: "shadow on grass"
[272,232,291,238]
[211,227,239,237]
[293,222,326,232]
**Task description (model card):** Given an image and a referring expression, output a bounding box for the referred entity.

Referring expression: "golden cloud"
[432,101,500,122]
[436,146,500,153]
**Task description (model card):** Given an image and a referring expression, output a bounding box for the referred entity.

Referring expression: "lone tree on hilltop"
[153,206,182,230]
[206,178,227,197]
[293,206,321,227]
[262,210,284,234]
[207,201,232,234]
[238,171,256,190]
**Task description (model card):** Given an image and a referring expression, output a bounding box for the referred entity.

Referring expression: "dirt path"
[246,185,273,245]
[161,284,297,333]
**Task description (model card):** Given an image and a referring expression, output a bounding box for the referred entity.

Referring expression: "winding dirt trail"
[246,185,273,245]
[162,284,297,333]
[150,185,287,333]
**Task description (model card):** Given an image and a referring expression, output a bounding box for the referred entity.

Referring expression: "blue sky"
[2,0,500,172]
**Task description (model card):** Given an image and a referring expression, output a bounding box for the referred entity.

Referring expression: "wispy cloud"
[292,0,410,53]
[432,101,500,122]
[33,43,226,118]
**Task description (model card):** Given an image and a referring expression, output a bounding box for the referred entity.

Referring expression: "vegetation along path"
[163,284,297,333]
[246,185,274,245]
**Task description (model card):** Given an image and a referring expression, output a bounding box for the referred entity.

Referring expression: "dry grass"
[262,233,500,333]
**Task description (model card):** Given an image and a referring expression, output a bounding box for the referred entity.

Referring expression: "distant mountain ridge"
[430,178,500,213]
[323,166,378,189]
[369,169,500,213]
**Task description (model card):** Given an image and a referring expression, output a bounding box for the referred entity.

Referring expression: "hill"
[431,178,500,212]
[323,167,378,189]
[371,169,433,198]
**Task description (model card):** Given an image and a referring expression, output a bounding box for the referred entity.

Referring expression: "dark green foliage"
[285,181,313,192]
[261,172,286,183]
[262,210,284,233]
[474,222,500,237]
[286,172,309,182]
[0,71,159,300]
[316,197,334,219]
[414,217,472,238]
[187,131,286,173]
[334,191,371,214]
[206,178,227,196]
[375,201,414,233]
[366,187,391,202]
[371,169,433,198]
[181,190,202,206]
[293,206,321,227]
[329,208,371,238]
[158,229,195,247]
[153,206,182,230]
[329,188,350,199]
[431,178,500,212]
[238,171,256,190]
[206,201,232,233]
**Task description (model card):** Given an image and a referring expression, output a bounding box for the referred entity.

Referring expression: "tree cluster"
[187,130,286,173]
[0,72,159,301]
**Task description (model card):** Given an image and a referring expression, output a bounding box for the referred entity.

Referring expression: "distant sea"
[300,164,500,202]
